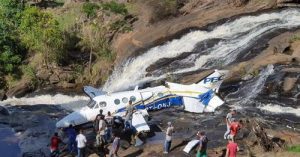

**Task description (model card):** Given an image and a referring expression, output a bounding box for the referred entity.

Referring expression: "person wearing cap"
[163,122,174,154]
[196,131,208,157]
[224,109,237,139]
[226,135,239,157]
[124,100,135,129]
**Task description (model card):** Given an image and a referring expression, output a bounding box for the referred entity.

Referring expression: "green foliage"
[110,20,132,33]
[290,34,300,43]
[21,65,38,88]
[82,2,99,18]
[19,7,65,64]
[101,1,128,15]
[287,145,300,153]
[0,0,24,75]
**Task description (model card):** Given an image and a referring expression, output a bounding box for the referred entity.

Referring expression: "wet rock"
[0,106,9,116]
[283,77,297,92]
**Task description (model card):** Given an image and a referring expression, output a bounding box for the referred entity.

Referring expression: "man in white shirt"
[163,122,174,154]
[224,109,236,139]
[99,115,107,145]
[76,129,87,157]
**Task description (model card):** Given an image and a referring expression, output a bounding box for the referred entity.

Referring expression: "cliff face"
[111,0,277,64]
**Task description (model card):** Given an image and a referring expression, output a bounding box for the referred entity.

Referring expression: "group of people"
[162,109,242,157]
[50,99,242,157]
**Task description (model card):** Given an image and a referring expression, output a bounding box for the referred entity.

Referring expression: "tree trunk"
[89,48,92,76]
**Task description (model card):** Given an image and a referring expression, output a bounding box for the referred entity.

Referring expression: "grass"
[53,3,83,31]
[101,1,128,15]
[287,145,300,153]
[290,34,300,43]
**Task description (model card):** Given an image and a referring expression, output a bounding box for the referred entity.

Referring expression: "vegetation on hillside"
[0,0,135,91]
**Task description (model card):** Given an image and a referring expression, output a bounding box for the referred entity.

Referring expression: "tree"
[78,23,111,76]
[0,0,24,75]
[19,7,64,67]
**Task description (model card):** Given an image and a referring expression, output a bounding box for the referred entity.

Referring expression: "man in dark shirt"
[65,125,77,153]
[94,109,103,131]
[197,131,208,157]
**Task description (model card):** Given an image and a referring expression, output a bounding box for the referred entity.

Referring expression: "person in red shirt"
[50,132,62,157]
[229,118,241,141]
[226,136,239,157]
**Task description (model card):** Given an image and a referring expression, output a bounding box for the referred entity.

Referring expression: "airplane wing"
[132,109,150,132]
[183,139,200,153]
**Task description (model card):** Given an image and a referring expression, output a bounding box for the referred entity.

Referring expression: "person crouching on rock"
[226,135,239,157]
[50,132,63,157]
[196,131,208,157]
[76,129,87,157]
[66,124,77,154]
[163,122,174,154]
[224,109,237,139]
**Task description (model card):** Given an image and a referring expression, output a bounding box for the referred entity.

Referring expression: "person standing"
[196,131,208,157]
[65,125,77,153]
[109,132,120,157]
[105,111,114,142]
[224,109,237,139]
[50,132,62,157]
[76,129,87,157]
[98,115,107,145]
[163,122,174,154]
[124,100,135,129]
[226,136,239,157]
[94,109,103,132]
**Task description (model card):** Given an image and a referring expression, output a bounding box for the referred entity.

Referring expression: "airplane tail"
[83,86,107,99]
[197,69,229,93]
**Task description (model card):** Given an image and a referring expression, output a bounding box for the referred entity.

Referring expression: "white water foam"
[104,9,300,92]
[225,64,274,106]
[0,94,89,111]
[259,104,300,116]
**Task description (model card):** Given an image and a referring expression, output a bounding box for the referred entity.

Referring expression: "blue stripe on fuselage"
[116,96,183,113]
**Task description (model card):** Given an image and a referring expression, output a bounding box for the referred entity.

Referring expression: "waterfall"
[104,9,300,92]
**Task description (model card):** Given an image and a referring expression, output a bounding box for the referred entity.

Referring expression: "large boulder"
[6,81,33,98]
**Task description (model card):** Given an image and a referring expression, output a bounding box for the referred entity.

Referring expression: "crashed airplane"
[56,70,228,133]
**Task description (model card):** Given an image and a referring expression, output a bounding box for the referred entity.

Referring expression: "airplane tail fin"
[83,86,107,99]
[197,69,229,93]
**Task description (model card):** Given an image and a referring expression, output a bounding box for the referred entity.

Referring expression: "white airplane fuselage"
[56,70,228,128]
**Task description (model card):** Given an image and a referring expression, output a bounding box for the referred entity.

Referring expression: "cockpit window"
[114,99,120,105]
[157,92,164,97]
[130,96,136,102]
[122,97,128,103]
[100,101,107,107]
[87,100,97,108]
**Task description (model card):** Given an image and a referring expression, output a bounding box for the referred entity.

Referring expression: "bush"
[101,1,128,15]
[82,2,99,18]
[287,145,300,153]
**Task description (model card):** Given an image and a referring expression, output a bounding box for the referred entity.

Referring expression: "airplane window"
[100,101,107,107]
[130,96,136,102]
[158,92,164,97]
[87,100,96,108]
[122,97,128,103]
[114,99,120,105]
